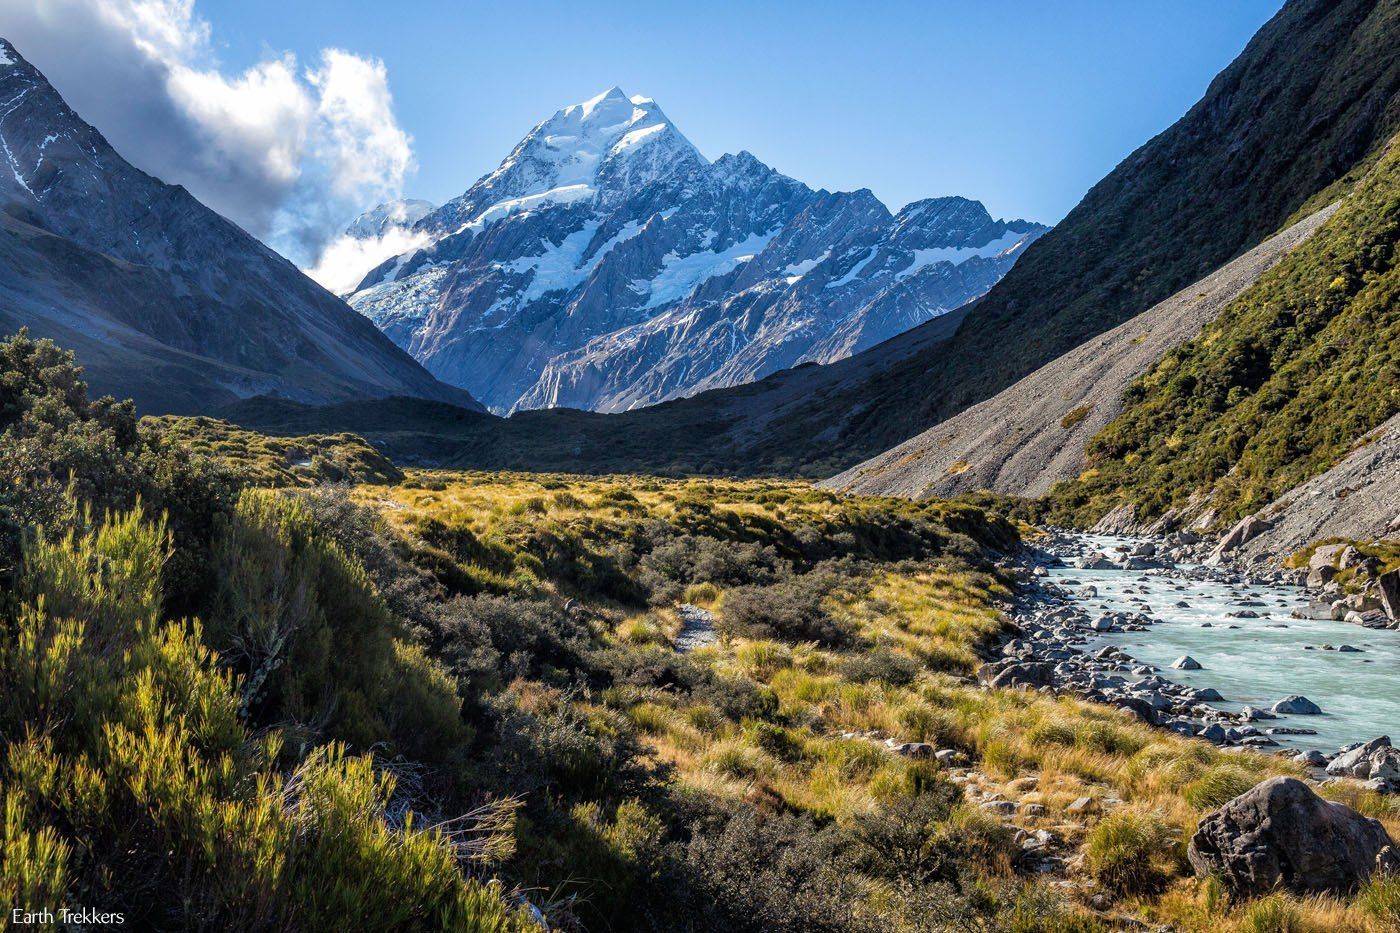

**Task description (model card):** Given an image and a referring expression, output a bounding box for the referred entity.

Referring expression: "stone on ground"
[1187,776,1398,896]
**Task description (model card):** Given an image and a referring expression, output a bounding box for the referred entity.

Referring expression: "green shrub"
[0,503,523,930]
[1084,808,1176,899]
[839,649,918,686]
[679,804,867,933]
[718,571,855,647]
[746,722,809,763]
[207,490,401,749]
[1182,762,1260,810]
[1060,405,1093,429]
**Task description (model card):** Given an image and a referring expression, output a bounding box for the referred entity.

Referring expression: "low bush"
[677,804,869,933]
[839,649,918,686]
[718,570,856,647]
[637,533,785,604]
[1084,808,1177,899]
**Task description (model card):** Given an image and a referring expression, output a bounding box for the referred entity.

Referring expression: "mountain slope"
[346,88,1044,413]
[1233,412,1400,562]
[674,0,1400,474]
[1040,131,1400,529]
[233,0,1400,482]
[825,201,1341,499]
[0,38,478,415]
[520,193,1040,413]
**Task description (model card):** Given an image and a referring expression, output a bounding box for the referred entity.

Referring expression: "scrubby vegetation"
[146,414,404,487]
[1044,134,1400,528]
[3,330,1397,930]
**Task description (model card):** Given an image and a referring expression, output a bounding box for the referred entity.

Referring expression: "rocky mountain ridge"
[0,38,477,414]
[345,87,1045,413]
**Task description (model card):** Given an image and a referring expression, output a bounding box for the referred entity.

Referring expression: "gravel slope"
[824,203,1340,499]
[1236,413,1400,562]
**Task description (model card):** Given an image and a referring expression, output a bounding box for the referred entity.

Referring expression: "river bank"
[986,531,1400,791]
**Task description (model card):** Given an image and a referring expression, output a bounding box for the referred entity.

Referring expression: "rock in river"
[1171,655,1202,670]
[1271,695,1322,715]
[1188,777,1398,896]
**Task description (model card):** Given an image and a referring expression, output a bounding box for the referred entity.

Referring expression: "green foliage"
[1084,809,1177,899]
[145,415,404,487]
[1060,405,1093,429]
[1047,138,1400,526]
[207,490,469,765]
[0,503,523,930]
[718,568,857,647]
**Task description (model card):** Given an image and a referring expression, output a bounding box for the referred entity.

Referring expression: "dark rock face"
[348,88,1046,414]
[1380,569,1400,621]
[0,38,474,414]
[1187,777,1398,896]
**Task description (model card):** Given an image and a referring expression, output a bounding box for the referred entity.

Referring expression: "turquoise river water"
[1046,535,1399,753]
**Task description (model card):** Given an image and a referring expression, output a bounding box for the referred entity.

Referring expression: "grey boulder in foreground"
[1188,777,1398,896]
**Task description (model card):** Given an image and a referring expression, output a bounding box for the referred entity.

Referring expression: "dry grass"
[355,469,1398,932]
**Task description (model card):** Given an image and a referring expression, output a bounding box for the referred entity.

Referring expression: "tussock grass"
[348,468,1396,931]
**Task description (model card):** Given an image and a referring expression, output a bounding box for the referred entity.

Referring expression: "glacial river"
[1046,535,1400,753]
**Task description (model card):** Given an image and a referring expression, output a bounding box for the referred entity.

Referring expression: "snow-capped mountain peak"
[345,198,435,241]
[345,89,1049,414]
[429,87,704,237]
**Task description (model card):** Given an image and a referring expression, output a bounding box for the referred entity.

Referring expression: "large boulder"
[1309,543,1349,572]
[1380,569,1400,622]
[1327,737,1397,778]
[1188,777,1398,896]
[1271,695,1321,715]
[1206,515,1270,565]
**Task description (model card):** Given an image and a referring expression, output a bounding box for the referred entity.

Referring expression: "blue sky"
[199,0,1284,224]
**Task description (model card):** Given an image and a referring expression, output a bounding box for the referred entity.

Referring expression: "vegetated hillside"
[8,331,1400,931]
[1235,412,1400,562]
[1042,134,1400,530]
[735,0,1400,473]
[142,415,406,488]
[0,38,476,414]
[822,202,1341,500]
[219,306,978,477]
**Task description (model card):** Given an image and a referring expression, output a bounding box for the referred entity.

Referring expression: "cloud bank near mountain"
[2,0,415,266]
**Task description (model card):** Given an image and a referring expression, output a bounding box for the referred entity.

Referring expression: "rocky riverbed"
[983,532,1400,793]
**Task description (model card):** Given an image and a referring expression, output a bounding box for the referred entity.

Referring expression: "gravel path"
[674,603,717,652]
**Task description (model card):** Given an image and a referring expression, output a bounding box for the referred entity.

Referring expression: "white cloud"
[0,0,416,268]
[306,224,431,296]
[310,50,413,200]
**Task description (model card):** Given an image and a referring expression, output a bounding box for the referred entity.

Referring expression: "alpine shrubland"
[1043,135,1400,528]
[2,331,1398,931]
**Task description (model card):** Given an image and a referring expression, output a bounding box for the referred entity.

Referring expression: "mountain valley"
[3,2,1400,930]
